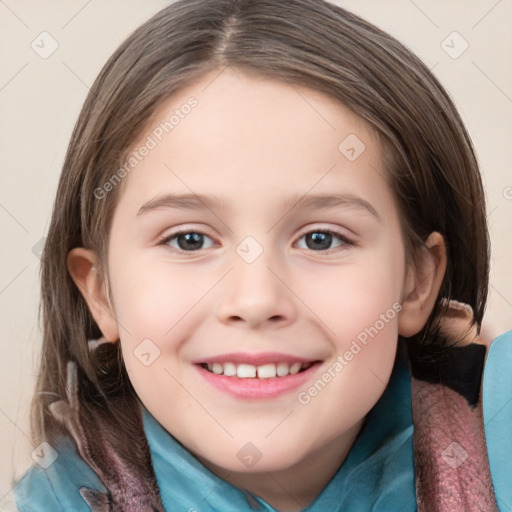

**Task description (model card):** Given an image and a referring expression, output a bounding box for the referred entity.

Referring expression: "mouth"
[198,361,315,378]
[193,354,323,399]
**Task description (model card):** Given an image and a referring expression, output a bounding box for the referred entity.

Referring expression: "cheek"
[296,253,404,334]
[111,256,210,336]
[295,249,403,393]
[112,259,199,406]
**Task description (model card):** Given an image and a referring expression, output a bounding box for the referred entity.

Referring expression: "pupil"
[306,232,331,250]
[177,232,203,251]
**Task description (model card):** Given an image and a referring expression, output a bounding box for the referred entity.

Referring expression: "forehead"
[114,68,395,221]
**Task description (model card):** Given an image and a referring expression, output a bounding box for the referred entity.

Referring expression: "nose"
[216,250,298,330]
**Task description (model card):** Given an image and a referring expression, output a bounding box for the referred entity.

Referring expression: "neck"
[197,419,364,511]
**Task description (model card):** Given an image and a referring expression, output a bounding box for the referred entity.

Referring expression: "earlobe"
[398,232,447,338]
[67,248,119,342]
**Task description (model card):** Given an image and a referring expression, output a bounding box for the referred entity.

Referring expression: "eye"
[159,230,216,252]
[158,227,354,254]
[295,229,354,252]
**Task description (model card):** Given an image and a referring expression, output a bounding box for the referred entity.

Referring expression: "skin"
[69,68,446,511]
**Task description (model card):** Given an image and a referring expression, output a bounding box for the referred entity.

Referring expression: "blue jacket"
[12,331,512,511]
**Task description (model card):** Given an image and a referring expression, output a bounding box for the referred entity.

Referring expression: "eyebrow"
[136,192,381,221]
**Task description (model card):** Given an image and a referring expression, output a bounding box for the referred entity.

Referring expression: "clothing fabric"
[13,331,512,512]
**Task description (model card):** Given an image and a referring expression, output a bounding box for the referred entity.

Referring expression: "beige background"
[1,1,511,509]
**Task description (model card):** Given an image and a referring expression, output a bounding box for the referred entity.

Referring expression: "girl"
[13,0,512,510]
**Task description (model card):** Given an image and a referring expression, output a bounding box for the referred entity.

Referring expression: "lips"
[193,352,323,399]
[194,352,320,378]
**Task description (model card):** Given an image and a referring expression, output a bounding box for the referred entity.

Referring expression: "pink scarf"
[49,306,498,511]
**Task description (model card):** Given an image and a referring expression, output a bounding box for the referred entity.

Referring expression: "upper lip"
[194,352,322,366]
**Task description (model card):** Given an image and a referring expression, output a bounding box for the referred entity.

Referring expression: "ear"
[398,232,447,337]
[67,248,119,342]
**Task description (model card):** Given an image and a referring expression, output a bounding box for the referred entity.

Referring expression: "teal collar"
[142,348,416,511]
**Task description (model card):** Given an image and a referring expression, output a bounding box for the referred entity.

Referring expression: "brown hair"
[32,0,489,447]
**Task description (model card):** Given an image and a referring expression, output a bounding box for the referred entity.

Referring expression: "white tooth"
[289,362,301,375]
[207,363,214,372]
[257,363,277,379]
[223,362,237,376]
[276,363,290,377]
[212,363,223,375]
[237,364,257,378]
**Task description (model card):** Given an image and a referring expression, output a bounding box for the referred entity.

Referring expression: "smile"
[194,352,323,399]
[200,361,313,378]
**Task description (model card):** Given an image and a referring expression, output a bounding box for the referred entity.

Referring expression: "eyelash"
[158,227,356,255]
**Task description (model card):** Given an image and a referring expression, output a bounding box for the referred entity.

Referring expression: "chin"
[194,442,307,474]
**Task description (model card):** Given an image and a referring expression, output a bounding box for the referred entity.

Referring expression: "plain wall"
[1,1,511,509]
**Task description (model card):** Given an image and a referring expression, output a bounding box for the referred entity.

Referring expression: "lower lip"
[195,363,322,399]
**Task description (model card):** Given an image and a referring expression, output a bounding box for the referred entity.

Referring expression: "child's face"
[100,69,414,474]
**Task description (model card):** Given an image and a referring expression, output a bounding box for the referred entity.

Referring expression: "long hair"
[32,0,489,447]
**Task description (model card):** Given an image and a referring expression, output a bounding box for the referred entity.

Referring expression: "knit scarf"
[48,334,498,512]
